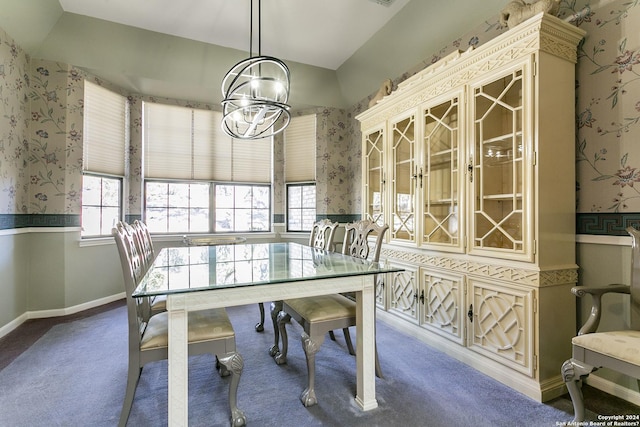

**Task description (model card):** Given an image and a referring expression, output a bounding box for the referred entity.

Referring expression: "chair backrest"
[133,220,155,272]
[627,227,640,330]
[113,221,149,342]
[309,219,339,251]
[342,219,389,262]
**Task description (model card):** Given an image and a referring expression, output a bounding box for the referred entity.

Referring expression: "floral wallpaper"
[28,59,83,215]
[0,27,29,215]
[2,0,640,233]
[568,0,640,214]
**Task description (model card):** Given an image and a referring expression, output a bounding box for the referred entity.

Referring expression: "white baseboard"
[0,313,29,340]
[585,375,640,406]
[0,292,125,339]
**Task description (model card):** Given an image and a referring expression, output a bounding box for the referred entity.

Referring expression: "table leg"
[168,295,189,426]
[355,276,378,411]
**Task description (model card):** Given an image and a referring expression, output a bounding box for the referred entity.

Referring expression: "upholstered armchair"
[562,226,640,422]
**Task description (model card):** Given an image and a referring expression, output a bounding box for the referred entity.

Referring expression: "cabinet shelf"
[425,199,457,205]
[481,131,523,146]
[481,193,522,201]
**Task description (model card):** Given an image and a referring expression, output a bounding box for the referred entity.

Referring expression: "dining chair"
[114,222,164,321]
[132,220,155,272]
[131,220,166,316]
[264,219,339,359]
[113,223,247,427]
[274,219,388,407]
[561,226,640,422]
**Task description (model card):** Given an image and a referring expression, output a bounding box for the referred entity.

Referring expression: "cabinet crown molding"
[356,12,585,130]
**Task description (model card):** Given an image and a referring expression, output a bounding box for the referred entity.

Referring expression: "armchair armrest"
[572,284,630,335]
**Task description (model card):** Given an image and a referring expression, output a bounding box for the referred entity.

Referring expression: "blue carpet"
[0,303,584,426]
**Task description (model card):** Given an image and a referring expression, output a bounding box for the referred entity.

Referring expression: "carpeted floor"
[0,300,638,426]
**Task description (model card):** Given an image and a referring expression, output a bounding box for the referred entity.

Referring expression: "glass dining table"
[133,241,403,426]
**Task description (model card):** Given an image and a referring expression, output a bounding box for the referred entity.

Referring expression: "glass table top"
[133,242,402,298]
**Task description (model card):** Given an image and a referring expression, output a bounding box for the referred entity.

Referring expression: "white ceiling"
[58,0,411,70]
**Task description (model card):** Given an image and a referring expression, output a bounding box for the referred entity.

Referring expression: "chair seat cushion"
[285,294,356,322]
[151,295,166,312]
[141,308,234,351]
[572,330,640,365]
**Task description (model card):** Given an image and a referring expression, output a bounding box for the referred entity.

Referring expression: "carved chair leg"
[255,302,265,332]
[218,352,247,427]
[268,301,283,356]
[562,358,597,422]
[300,331,325,407]
[217,355,230,377]
[274,310,290,365]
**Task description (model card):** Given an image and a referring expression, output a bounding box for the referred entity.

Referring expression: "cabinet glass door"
[363,128,385,228]
[421,95,461,251]
[390,114,416,243]
[471,67,526,256]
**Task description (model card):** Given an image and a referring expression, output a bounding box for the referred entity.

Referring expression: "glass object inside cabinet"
[391,115,415,241]
[423,98,459,245]
[364,129,385,228]
[473,69,524,251]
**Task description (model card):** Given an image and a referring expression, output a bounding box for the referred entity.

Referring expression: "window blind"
[83,81,127,175]
[285,114,316,182]
[144,104,271,182]
[211,112,272,183]
[144,103,193,179]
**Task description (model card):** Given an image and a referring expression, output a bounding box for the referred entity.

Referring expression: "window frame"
[81,172,124,238]
[144,179,272,234]
[286,182,317,232]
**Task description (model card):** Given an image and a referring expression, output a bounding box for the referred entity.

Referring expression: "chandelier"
[221,0,291,140]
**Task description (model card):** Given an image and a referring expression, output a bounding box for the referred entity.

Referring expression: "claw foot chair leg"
[274,310,290,365]
[562,358,597,422]
[300,331,324,407]
[268,301,283,356]
[255,303,265,332]
[218,352,246,427]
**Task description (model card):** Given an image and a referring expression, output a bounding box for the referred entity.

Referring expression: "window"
[146,182,209,233]
[81,81,127,237]
[81,174,122,237]
[284,115,316,182]
[145,181,270,233]
[287,183,316,231]
[215,184,270,232]
[284,115,317,232]
[143,103,273,234]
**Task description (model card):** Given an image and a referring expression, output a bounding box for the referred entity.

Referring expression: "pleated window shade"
[285,115,316,182]
[83,81,127,175]
[144,104,271,183]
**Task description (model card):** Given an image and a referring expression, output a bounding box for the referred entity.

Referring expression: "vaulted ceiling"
[0,0,511,110]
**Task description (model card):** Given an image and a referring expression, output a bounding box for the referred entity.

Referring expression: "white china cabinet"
[357,13,585,402]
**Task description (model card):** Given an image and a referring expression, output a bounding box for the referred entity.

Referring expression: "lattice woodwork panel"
[421,271,463,342]
[469,281,533,375]
[389,269,418,322]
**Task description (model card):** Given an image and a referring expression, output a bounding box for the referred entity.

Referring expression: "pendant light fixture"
[221,0,291,140]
